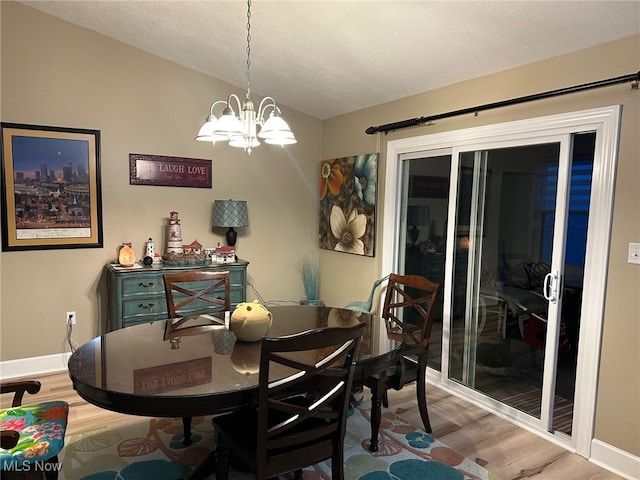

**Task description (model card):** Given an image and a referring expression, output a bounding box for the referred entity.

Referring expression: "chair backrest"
[163,270,230,318]
[255,323,364,479]
[523,261,550,292]
[1,380,41,450]
[343,274,390,313]
[1,379,69,471]
[381,273,440,349]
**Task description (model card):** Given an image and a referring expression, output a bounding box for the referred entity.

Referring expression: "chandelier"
[195,0,296,154]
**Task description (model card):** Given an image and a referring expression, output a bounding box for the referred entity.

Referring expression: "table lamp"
[212,200,249,246]
[407,205,429,247]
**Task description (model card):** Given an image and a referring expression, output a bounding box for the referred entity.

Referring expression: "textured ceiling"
[18,1,640,120]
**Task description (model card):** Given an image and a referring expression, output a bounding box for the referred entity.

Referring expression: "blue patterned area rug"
[59,402,500,480]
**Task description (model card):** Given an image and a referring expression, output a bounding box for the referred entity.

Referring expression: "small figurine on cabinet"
[162,211,205,265]
[183,239,203,254]
[166,211,183,254]
[143,237,155,265]
[214,244,236,263]
[146,237,155,257]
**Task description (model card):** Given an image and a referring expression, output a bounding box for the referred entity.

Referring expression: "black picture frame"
[1,122,103,251]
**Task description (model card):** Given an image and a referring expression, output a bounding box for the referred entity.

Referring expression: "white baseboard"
[590,439,640,480]
[0,353,70,379]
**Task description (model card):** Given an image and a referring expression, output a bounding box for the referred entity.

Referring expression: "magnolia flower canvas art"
[319,153,378,256]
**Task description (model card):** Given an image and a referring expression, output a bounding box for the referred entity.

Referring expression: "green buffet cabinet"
[105,260,249,331]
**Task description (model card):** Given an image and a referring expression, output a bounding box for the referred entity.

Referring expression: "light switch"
[629,242,640,265]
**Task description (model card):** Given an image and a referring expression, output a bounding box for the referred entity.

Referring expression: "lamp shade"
[258,111,297,145]
[195,115,218,141]
[213,200,249,228]
[213,200,249,247]
[229,135,260,149]
[264,132,297,146]
[407,205,430,226]
[195,115,230,142]
[212,107,245,138]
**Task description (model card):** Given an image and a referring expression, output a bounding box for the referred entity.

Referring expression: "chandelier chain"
[245,0,252,99]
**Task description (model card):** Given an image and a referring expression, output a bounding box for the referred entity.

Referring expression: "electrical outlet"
[629,243,640,265]
[66,311,76,325]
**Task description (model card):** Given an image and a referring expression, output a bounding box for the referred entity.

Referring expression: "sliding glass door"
[400,138,584,435]
[385,107,620,451]
[446,136,593,435]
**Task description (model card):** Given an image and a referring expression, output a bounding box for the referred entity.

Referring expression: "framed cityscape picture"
[1,123,103,251]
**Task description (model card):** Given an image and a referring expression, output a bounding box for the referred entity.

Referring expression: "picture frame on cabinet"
[0,122,103,251]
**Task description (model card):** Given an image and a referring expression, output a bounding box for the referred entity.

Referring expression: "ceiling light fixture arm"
[208,99,230,115]
[256,96,278,121]
[226,94,243,114]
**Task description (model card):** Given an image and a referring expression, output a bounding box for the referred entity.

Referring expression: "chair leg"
[332,449,345,480]
[416,353,432,433]
[44,455,61,480]
[182,416,192,445]
[181,449,218,479]
[368,376,386,452]
[214,445,229,480]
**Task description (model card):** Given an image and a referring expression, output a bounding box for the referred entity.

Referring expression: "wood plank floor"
[2,370,623,480]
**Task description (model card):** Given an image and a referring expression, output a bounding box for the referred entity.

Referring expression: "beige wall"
[1,0,638,462]
[321,36,640,457]
[0,2,322,358]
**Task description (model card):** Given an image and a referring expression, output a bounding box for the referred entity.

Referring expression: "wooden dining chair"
[361,273,440,451]
[163,270,230,318]
[1,380,69,479]
[163,270,230,445]
[212,323,365,480]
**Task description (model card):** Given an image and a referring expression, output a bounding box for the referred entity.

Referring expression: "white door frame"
[381,106,621,457]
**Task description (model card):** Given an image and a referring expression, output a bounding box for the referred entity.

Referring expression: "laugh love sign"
[129,153,212,188]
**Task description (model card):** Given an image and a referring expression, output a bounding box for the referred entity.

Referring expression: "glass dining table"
[67,305,404,478]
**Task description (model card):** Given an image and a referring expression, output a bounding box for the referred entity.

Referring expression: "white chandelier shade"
[259,110,297,145]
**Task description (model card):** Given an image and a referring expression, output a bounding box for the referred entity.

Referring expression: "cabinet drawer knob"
[138,303,156,311]
[137,282,156,289]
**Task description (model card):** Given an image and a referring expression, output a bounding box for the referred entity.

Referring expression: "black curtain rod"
[365,71,639,135]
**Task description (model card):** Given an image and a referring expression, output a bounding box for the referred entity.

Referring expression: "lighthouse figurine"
[146,237,155,258]
[166,211,183,254]
[142,237,155,265]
